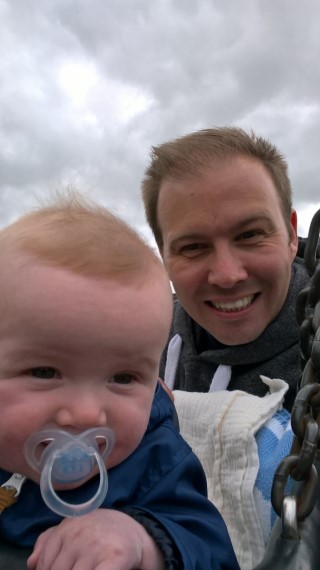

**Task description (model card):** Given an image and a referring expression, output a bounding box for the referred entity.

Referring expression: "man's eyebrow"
[168,232,207,249]
[168,214,275,248]
[233,214,275,231]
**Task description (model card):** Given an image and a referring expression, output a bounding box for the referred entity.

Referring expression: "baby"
[0,193,239,570]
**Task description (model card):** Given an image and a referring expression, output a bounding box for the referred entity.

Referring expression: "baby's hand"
[27,509,165,570]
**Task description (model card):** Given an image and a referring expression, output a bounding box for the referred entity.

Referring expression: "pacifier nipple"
[24,427,115,517]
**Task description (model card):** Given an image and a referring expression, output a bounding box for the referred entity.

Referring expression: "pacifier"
[24,427,115,517]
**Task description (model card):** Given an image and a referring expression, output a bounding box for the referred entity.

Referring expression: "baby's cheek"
[106,426,146,469]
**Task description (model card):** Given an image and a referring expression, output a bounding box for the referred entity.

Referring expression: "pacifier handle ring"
[41,450,108,517]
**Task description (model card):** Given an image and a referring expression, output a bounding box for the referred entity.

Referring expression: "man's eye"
[180,243,208,257]
[239,230,264,241]
[111,373,135,385]
[31,367,59,379]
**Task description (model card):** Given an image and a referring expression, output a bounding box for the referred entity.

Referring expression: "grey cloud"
[0,0,320,239]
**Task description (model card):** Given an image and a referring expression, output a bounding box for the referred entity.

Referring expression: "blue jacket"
[0,383,239,569]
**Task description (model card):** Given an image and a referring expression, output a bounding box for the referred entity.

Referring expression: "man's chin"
[207,324,266,346]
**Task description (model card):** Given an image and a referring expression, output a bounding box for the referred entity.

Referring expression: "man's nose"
[207,246,248,288]
[55,387,108,429]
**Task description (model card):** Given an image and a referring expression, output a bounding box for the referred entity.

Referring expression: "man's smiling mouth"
[207,294,255,312]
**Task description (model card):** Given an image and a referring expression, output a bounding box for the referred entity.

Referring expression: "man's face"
[0,253,172,486]
[157,155,298,345]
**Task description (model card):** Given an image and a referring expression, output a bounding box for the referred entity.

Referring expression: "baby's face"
[0,252,172,486]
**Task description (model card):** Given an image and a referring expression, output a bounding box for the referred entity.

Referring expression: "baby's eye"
[111,372,136,385]
[31,367,60,379]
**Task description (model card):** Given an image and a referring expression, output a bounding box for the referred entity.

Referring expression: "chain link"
[271,211,320,534]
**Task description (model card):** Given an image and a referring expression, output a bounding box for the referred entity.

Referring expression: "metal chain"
[271,212,320,535]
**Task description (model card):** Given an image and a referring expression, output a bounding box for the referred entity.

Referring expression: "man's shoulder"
[297,236,308,260]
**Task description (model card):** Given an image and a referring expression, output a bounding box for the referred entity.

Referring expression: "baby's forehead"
[0,248,42,285]
[0,254,172,352]
[0,248,169,298]
[0,241,171,320]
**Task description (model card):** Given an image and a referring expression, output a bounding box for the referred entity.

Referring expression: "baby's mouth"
[207,294,256,313]
[33,439,53,461]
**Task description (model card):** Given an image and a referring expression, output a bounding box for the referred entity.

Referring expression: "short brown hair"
[0,190,162,282]
[142,127,292,247]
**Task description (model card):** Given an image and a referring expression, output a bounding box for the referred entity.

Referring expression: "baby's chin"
[52,466,102,490]
[52,478,92,491]
[26,466,100,491]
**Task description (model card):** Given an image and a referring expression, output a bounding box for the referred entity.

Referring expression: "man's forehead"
[158,155,279,209]
[161,154,267,185]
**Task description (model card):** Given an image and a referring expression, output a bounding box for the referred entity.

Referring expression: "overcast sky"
[1,0,320,248]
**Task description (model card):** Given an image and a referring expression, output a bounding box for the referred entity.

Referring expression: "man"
[141,127,310,411]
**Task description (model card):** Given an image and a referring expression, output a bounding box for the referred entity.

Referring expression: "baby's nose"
[55,388,107,430]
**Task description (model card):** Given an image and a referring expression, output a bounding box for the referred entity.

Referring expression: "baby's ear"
[158,377,174,402]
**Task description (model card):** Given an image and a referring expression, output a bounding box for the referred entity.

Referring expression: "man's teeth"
[212,295,254,312]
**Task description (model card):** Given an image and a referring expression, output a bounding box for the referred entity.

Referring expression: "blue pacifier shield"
[51,445,95,483]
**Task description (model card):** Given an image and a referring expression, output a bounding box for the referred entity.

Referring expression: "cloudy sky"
[1,0,320,248]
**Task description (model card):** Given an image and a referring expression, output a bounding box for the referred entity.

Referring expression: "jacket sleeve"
[120,506,182,570]
[153,454,237,569]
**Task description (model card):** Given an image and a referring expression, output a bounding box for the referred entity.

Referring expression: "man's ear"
[289,209,298,257]
[290,209,298,236]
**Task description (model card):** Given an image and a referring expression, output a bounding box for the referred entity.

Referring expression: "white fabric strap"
[174,376,289,570]
[209,364,232,392]
[163,333,182,390]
